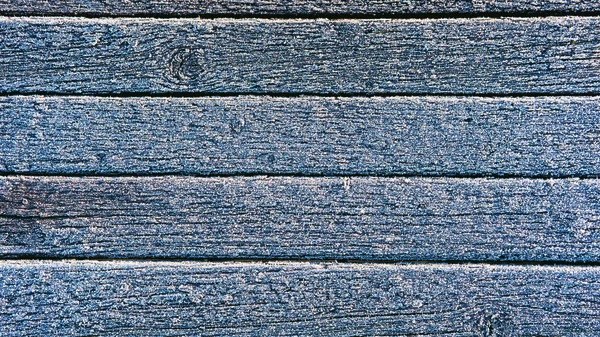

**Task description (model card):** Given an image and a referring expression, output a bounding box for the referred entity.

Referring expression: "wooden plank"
[1,261,600,336]
[2,176,600,262]
[1,0,600,16]
[1,17,600,94]
[2,96,600,176]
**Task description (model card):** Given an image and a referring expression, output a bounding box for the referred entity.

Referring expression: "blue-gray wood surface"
[1,96,599,176]
[1,17,600,94]
[2,176,600,262]
[2,261,600,336]
[1,1,600,335]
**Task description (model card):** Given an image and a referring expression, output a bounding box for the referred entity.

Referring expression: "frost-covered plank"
[2,261,600,336]
[1,17,600,94]
[2,96,600,176]
[2,176,600,262]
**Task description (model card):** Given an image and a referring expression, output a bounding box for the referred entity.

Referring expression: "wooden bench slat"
[2,96,600,176]
[2,176,600,262]
[1,0,599,16]
[2,261,600,336]
[1,17,599,94]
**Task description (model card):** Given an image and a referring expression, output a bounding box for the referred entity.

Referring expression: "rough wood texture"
[1,17,600,94]
[2,96,600,176]
[2,261,600,336]
[2,176,600,261]
[1,0,599,16]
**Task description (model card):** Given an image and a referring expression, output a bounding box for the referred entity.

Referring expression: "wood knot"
[478,313,516,337]
[258,153,276,164]
[229,116,247,134]
[166,48,205,85]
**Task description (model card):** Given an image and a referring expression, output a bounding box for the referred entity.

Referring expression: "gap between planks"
[2,0,600,19]
[2,92,600,98]
[2,257,600,268]
[2,11,600,20]
[1,172,599,180]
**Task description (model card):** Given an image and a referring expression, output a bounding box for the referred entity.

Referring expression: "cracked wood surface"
[1,261,600,336]
[1,0,599,16]
[2,176,600,262]
[2,96,600,176]
[2,5,600,335]
[1,17,600,94]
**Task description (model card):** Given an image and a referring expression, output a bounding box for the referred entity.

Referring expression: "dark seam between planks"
[1,172,599,180]
[1,10,600,20]
[2,92,600,98]
[2,256,600,267]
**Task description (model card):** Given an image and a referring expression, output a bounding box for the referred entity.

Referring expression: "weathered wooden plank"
[1,261,600,336]
[1,0,599,16]
[2,96,600,176]
[1,17,599,94]
[2,176,600,261]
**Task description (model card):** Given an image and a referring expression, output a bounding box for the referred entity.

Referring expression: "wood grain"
[1,0,599,16]
[2,96,600,176]
[1,17,600,94]
[2,261,600,336]
[2,176,600,262]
